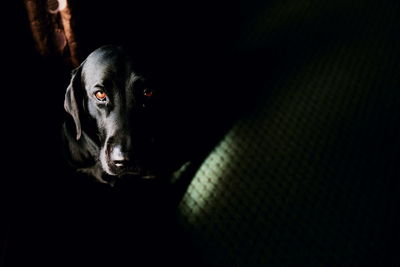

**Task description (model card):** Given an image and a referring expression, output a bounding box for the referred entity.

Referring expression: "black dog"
[63,45,194,186]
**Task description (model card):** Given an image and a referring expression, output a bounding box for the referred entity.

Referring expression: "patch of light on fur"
[179,132,235,217]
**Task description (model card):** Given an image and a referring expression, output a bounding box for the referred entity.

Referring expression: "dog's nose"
[110,146,130,168]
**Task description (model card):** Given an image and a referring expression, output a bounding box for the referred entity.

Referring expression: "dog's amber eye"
[95,90,107,101]
[144,89,153,97]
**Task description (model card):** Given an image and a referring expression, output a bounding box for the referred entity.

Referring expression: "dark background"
[2,0,399,266]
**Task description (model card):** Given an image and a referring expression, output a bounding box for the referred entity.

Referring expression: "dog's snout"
[110,145,130,168]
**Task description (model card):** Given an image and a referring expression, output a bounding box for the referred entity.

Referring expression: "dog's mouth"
[98,143,159,185]
[106,162,157,178]
[100,166,158,186]
[121,168,157,179]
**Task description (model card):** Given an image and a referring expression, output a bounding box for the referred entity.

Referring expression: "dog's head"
[64,45,166,183]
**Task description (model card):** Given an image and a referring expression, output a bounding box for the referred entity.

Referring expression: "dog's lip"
[124,170,140,175]
[142,175,157,179]
[118,169,157,179]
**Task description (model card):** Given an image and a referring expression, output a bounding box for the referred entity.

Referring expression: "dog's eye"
[144,89,153,97]
[95,90,107,101]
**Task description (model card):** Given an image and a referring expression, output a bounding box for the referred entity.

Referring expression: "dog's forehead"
[82,48,137,86]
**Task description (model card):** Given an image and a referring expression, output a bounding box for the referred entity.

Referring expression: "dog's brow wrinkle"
[129,73,141,85]
[126,72,141,103]
[94,83,104,89]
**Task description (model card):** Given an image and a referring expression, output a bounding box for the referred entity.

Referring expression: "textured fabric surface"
[177,1,399,266]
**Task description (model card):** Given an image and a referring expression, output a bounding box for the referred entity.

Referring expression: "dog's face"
[64,46,161,182]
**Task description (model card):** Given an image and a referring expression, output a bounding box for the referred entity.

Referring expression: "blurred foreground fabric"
[177,1,399,266]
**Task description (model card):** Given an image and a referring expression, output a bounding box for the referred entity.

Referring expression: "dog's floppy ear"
[64,64,84,140]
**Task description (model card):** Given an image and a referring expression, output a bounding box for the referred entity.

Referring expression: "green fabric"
[177,1,399,266]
